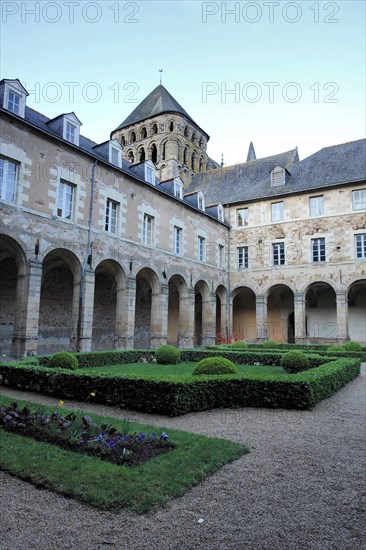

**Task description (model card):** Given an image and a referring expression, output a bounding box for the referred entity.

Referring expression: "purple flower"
[160,432,169,441]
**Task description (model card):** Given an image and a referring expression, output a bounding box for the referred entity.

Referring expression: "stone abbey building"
[0,78,365,357]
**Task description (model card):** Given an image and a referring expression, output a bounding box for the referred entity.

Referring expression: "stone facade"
[0,78,365,357]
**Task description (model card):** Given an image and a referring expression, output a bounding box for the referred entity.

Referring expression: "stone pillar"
[256,294,268,342]
[77,269,95,352]
[220,295,228,344]
[178,289,195,348]
[336,290,349,343]
[202,292,217,346]
[294,292,306,344]
[11,260,42,358]
[115,277,136,349]
[150,283,169,348]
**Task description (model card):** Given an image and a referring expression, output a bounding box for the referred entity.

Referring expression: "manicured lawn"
[79,361,286,378]
[0,395,248,513]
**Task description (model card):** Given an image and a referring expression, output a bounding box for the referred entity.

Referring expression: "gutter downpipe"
[226,207,231,344]
[76,160,97,353]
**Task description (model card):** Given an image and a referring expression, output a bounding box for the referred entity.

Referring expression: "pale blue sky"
[1,0,365,164]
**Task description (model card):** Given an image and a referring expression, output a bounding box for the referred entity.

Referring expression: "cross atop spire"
[159,69,163,85]
[247,141,256,161]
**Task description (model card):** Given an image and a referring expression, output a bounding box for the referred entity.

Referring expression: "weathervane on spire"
[159,69,163,85]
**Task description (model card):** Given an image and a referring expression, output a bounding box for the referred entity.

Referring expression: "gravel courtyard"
[0,367,365,550]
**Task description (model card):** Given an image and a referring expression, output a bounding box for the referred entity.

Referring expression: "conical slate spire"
[247,141,256,161]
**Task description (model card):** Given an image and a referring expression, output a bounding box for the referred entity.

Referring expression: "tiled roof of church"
[111,85,209,138]
[188,140,366,204]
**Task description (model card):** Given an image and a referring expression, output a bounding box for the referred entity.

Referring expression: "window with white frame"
[271,166,286,186]
[57,181,74,219]
[237,207,248,226]
[218,244,225,267]
[143,214,154,245]
[218,205,224,222]
[352,189,366,211]
[7,90,21,115]
[65,121,77,144]
[312,237,326,262]
[174,226,182,255]
[0,158,17,202]
[237,246,248,269]
[198,193,205,211]
[271,201,284,222]
[309,195,324,217]
[145,165,155,185]
[174,180,183,199]
[355,234,366,259]
[105,199,118,233]
[272,242,285,265]
[197,236,206,261]
[110,146,121,167]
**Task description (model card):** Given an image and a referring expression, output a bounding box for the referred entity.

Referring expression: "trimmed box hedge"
[0,358,360,416]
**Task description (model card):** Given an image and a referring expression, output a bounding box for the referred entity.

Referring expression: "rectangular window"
[237,208,248,227]
[218,205,224,222]
[65,122,76,144]
[7,91,20,115]
[174,181,183,199]
[145,166,155,185]
[352,189,366,211]
[174,226,182,255]
[309,195,324,217]
[271,201,284,222]
[237,246,248,269]
[272,242,285,265]
[312,237,326,262]
[57,181,74,219]
[111,147,120,166]
[0,158,17,202]
[355,234,366,259]
[143,214,154,245]
[105,199,118,233]
[198,193,205,211]
[198,236,206,261]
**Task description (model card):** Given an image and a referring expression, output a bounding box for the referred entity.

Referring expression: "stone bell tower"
[111,85,213,186]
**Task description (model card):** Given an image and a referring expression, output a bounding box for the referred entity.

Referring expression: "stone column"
[202,292,217,346]
[115,276,136,349]
[77,269,95,352]
[294,292,306,344]
[256,294,268,342]
[11,260,42,358]
[150,283,169,348]
[336,290,349,343]
[178,288,195,348]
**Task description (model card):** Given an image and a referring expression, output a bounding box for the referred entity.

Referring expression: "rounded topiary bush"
[262,340,279,349]
[343,341,362,351]
[192,357,238,376]
[230,341,248,349]
[155,345,181,365]
[281,350,309,373]
[326,345,345,353]
[48,351,78,370]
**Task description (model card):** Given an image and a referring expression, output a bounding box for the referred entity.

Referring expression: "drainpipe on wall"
[76,160,97,353]
[226,207,231,344]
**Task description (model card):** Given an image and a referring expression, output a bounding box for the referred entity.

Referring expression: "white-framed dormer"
[144,160,156,185]
[62,113,82,146]
[217,204,224,222]
[1,79,28,118]
[109,139,123,168]
[271,165,287,187]
[198,191,205,211]
[174,177,184,199]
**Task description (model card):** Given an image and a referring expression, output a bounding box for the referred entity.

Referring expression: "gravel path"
[0,368,365,550]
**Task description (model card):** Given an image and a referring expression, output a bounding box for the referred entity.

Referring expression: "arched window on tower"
[191,132,196,143]
[162,142,167,161]
[121,135,126,146]
[152,123,158,135]
[191,152,197,171]
[198,137,203,148]
[183,146,188,166]
[140,127,147,139]
[169,121,174,132]
[199,157,204,172]
[151,143,157,163]
[139,147,146,162]
[184,126,189,138]
[130,131,136,143]
[127,150,134,163]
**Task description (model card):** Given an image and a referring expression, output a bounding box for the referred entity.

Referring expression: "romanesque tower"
[111,85,217,186]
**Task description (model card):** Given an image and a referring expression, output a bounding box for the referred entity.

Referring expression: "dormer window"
[65,122,76,143]
[218,205,224,222]
[198,192,205,211]
[1,79,28,118]
[271,165,286,187]
[109,140,122,167]
[59,113,81,146]
[145,161,156,185]
[174,179,183,199]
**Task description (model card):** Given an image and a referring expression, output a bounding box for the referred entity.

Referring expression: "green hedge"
[206,344,366,361]
[39,350,155,368]
[0,358,360,416]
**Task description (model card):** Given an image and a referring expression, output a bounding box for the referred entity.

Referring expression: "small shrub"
[48,351,78,370]
[343,341,362,352]
[155,345,181,365]
[230,342,248,349]
[262,340,279,349]
[326,345,345,353]
[193,357,238,376]
[281,351,309,373]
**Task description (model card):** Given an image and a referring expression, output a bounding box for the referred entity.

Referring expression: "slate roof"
[111,85,209,139]
[187,140,366,204]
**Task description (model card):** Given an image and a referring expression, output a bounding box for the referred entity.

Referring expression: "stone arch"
[347,279,366,343]
[183,146,189,166]
[266,284,295,343]
[215,284,227,343]
[92,259,126,351]
[161,140,168,161]
[38,248,82,354]
[191,151,197,171]
[134,267,160,348]
[169,120,174,132]
[0,234,28,356]
[191,131,196,143]
[198,137,203,148]
[305,281,337,341]
[120,135,126,146]
[232,286,256,342]
[138,146,146,162]
[150,143,158,164]
[184,125,189,138]
[140,126,147,139]
[167,274,189,346]
[130,131,136,143]
[151,123,158,135]
[199,157,204,172]
[126,150,134,163]
[194,279,211,346]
